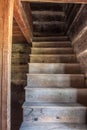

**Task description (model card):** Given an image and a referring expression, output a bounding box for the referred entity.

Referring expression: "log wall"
[68,5,87,87]
[11,42,30,130]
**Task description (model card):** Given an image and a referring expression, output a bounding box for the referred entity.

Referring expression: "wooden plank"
[21,0,87,3]
[23,102,86,123]
[14,0,33,43]
[0,0,14,130]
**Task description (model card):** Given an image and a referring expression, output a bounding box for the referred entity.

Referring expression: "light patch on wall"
[72,26,87,44]
[77,49,87,57]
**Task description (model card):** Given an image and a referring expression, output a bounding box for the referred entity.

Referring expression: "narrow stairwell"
[20,36,87,130]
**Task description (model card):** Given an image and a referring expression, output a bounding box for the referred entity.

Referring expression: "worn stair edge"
[27,74,85,88]
[20,122,87,130]
[28,63,81,74]
[22,102,86,108]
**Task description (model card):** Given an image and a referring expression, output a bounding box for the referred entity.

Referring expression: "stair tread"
[20,122,87,130]
[23,102,86,108]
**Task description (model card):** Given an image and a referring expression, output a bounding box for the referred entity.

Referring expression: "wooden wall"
[67,5,87,87]
[11,19,30,130]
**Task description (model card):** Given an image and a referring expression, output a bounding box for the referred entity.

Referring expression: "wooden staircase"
[20,36,87,130]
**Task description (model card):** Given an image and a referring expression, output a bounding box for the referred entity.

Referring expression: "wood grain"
[0,0,14,130]
[14,0,33,43]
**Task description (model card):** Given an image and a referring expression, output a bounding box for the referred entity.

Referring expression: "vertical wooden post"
[0,0,14,130]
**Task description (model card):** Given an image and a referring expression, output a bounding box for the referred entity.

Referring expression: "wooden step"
[23,102,87,123]
[32,41,71,48]
[20,122,87,130]
[29,54,77,63]
[33,21,66,35]
[27,74,84,88]
[25,88,87,104]
[33,36,69,42]
[32,11,65,22]
[28,63,81,74]
[31,48,74,54]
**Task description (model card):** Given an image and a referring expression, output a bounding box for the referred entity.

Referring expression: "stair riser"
[27,74,84,88]
[31,48,73,54]
[29,55,77,63]
[23,107,86,123]
[25,88,87,103]
[32,42,71,47]
[33,36,69,42]
[29,64,81,74]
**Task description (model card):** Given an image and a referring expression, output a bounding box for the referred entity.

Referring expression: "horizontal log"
[11,79,26,85]
[12,65,27,73]
[12,44,30,53]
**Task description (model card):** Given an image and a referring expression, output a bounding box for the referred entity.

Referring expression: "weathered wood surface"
[33,36,69,41]
[66,4,82,34]
[12,54,29,64]
[29,54,77,63]
[14,0,33,43]
[13,19,27,43]
[31,48,74,54]
[12,44,30,53]
[32,41,71,47]
[25,88,87,104]
[28,63,81,74]
[23,102,87,123]
[11,43,29,84]
[27,74,84,88]
[0,0,14,130]
[68,5,87,41]
[68,5,87,85]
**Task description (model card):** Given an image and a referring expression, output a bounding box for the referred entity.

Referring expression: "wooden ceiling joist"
[21,0,87,4]
[14,0,33,43]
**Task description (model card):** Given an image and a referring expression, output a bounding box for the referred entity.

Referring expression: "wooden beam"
[14,0,33,43]
[21,0,87,4]
[0,0,14,130]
